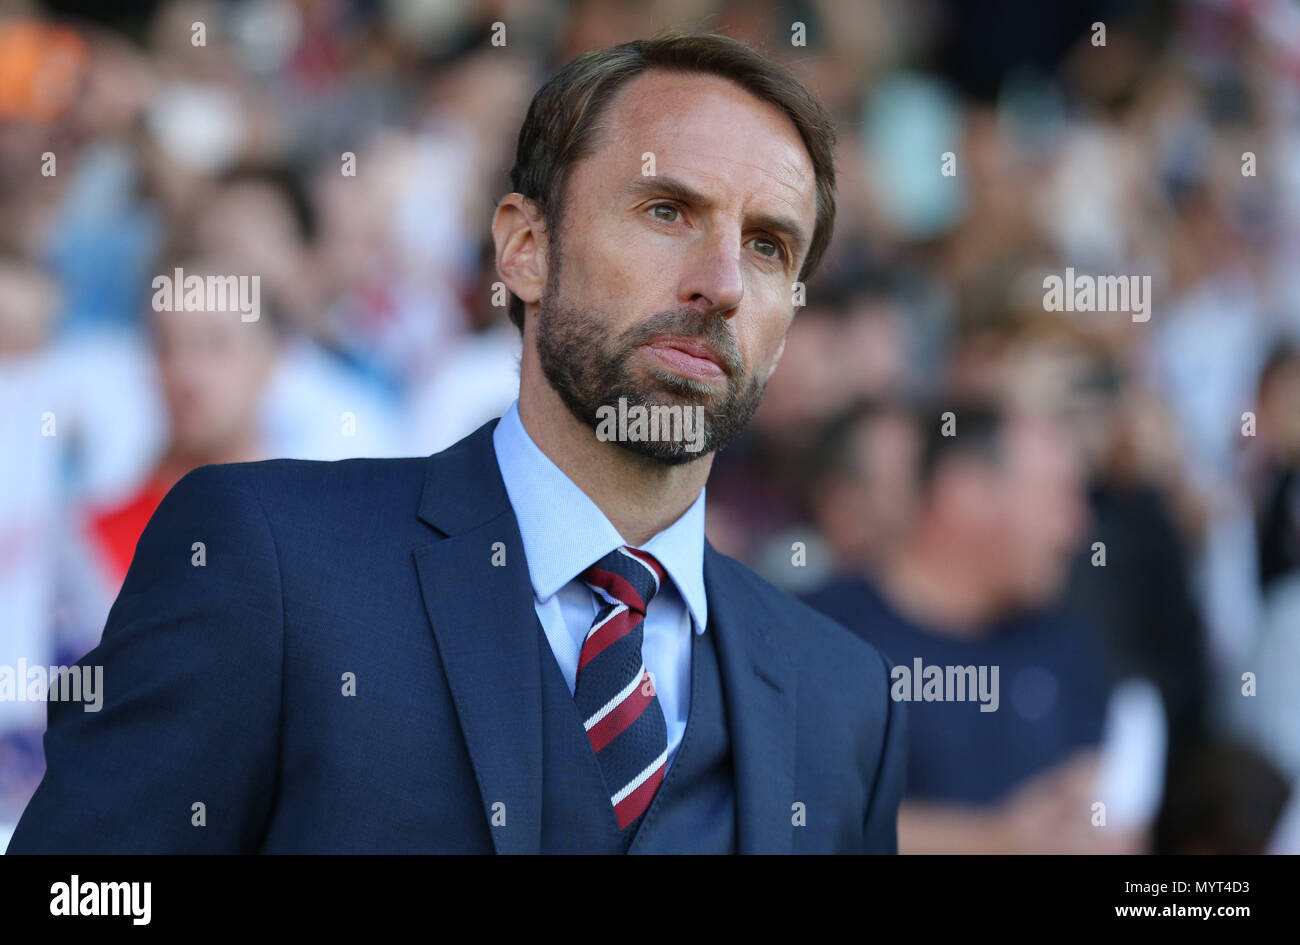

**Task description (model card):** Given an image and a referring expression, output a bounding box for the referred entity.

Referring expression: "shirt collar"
[492,399,708,632]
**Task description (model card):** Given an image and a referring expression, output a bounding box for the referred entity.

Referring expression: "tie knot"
[579,545,666,615]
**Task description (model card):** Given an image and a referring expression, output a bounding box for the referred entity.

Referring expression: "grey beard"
[535,293,768,466]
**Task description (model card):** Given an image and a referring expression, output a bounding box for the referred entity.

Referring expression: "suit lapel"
[413,420,544,854]
[411,421,800,854]
[704,544,798,853]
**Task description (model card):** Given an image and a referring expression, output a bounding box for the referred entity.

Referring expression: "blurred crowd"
[2,0,1299,853]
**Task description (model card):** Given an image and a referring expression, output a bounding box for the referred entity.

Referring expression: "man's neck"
[879,539,1000,639]
[517,366,712,548]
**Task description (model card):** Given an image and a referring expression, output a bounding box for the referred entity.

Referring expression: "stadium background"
[2,0,1298,853]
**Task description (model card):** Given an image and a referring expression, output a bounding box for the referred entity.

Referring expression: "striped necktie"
[575,545,670,833]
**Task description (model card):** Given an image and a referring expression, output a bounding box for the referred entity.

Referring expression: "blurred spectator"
[188,164,406,461]
[1248,341,1300,592]
[800,396,921,578]
[802,401,1132,852]
[58,251,282,663]
[410,237,522,454]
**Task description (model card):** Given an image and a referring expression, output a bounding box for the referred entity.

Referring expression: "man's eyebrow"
[620,175,810,257]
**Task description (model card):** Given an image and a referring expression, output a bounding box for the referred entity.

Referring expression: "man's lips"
[642,337,728,380]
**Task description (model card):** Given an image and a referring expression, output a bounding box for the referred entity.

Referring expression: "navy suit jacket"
[8,419,905,853]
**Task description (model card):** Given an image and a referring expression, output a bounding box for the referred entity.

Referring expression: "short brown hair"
[504,31,838,331]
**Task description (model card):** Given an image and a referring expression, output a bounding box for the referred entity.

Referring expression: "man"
[8,33,905,854]
[804,401,1126,853]
[77,252,280,613]
[802,397,922,576]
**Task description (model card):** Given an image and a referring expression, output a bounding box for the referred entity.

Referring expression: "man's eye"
[751,237,783,260]
[650,204,679,223]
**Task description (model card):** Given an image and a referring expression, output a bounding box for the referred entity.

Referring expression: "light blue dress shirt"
[492,400,708,771]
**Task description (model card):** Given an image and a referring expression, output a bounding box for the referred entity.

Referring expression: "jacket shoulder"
[167,455,431,512]
[177,454,431,490]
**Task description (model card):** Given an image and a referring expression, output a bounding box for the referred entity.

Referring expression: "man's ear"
[492,194,547,312]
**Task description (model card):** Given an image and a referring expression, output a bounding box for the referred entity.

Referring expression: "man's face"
[992,418,1089,608]
[534,70,818,464]
[152,297,274,455]
[852,412,921,550]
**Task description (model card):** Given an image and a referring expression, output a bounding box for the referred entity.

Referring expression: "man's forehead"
[599,70,816,206]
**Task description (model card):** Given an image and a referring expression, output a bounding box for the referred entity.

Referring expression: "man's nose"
[677,229,744,317]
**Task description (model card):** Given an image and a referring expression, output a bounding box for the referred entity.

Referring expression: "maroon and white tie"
[574,545,669,831]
